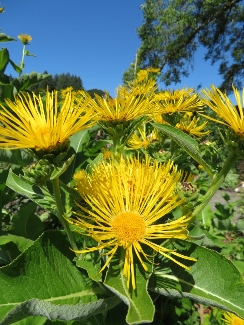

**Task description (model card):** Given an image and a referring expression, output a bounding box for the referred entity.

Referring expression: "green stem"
[112,136,124,160]
[52,177,78,250]
[192,151,239,218]
[19,44,25,76]
[170,139,178,155]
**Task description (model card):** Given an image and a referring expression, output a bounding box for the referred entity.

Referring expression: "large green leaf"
[10,316,47,325]
[152,123,213,177]
[0,230,120,324]
[104,248,155,325]
[0,233,33,266]
[150,240,244,319]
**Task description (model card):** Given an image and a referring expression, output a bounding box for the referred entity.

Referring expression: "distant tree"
[86,88,106,98]
[124,0,244,92]
[30,72,83,92]
[69,75,83,90]
[54,73,83,90]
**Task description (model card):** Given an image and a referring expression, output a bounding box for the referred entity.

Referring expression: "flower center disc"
[112,211,146,243]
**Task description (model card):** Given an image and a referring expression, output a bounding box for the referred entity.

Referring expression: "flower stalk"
[19,43,26,75]
[52,177,78,251]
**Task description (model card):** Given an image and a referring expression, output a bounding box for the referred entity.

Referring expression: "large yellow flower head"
[155,88,203,115]
[201,85,244,138]
[70,156,196,289]
[0,90,95,152]
[175,114,210,138]
[127,126,159,149]
[222,312,244,325]
[92,69,160,122]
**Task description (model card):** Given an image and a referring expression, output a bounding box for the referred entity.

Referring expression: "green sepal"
[152,122,214,177]
[99,116,146,146]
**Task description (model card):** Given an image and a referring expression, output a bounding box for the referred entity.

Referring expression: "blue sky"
[2,0,223,96]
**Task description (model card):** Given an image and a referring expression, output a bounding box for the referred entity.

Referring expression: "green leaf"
[9,59,22,74]
[104,248,155,325]
[12,72,51,92]
[0,73,10,84]
[9,202,45,240]
[0,233,33,265]
[151,240,244,319]
[74,235,102,281]
[152,123,213,178]
[0,84,14,103]
[0,48,9,72]
[0,33,16,43]
[10,316,47,325]
[60,129,90,185]
[50,155,75,180]
[6,169,54,210]
[24,50,36,57]
[0,230,120,324]
[0,233,33,253]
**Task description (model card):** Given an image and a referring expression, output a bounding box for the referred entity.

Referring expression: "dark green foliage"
[30,72,84,92]
[124,0,244,91]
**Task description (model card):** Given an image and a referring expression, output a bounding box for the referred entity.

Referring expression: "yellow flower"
[135,68,159,83]
[0,90,95,152]
[155,88,203,114]
[128,126,159,149]
[61,86,74,98]
[18,34,32,45]
[222,312,244,325]
[201,85,244,137]
[92,70,160,122]
[101,147,113,160]
[70,156,196,289]
[175,115,210,138]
